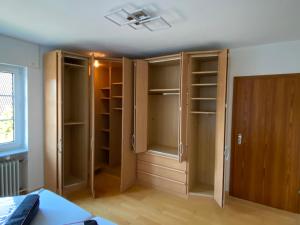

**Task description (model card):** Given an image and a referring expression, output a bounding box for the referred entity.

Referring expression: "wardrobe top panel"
[146,54,181,64]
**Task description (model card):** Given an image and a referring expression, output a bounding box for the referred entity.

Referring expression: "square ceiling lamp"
[104,8,171,31]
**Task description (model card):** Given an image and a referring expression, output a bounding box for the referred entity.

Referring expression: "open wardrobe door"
[120,58,136,192]
[214,49,228,207]
[134,60,149,153]
[90,56,96,198]
[179,53,188,162]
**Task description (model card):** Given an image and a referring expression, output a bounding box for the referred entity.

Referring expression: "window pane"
[0,120,14,144]
[0,72,13,95]
[0,96,13,120]
[0,72,14,144]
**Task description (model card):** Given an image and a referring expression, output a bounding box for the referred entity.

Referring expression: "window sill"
[0,148,28,158]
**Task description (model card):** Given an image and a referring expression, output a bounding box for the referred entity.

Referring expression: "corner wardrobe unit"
[44,51,90,195]
[44,49,228,207]
[134,50,228,206]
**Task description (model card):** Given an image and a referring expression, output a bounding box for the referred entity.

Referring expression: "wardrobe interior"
[63,55,89,193]
[93,59,123,178]
[147,59,181,158]
[188,55,219,196]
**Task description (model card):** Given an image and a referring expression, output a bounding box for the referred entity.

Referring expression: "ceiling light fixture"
[104,8,171,32]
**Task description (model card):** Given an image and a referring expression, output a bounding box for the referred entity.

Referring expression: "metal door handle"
[58,138,63,153]
[237,133,242,145]
[131,134,135,152]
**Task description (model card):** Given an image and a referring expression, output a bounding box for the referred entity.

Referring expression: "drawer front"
[137,152,187,171]
[137,161,186,183]
[137,171,187,195]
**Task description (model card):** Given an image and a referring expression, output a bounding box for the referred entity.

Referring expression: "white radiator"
[0,160,20,197]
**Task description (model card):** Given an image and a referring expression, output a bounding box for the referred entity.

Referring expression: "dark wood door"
[230,74,300,213]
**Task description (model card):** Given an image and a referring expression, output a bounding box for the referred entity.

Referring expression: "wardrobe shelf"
[112,82,123,85]
[191,98,216,101]
[192,71,218,75]
[100,87,111,90]
[150,92,180,96]
[101,129,110,132]
[113,107,123,111]
[189,183,214,197]
[64,122,85,126]
[99,112,110,116]
[100,146,110,151]
[95,163,109,171]
[101,97,110,100]
[148,145,178,157]
[64,63,85,68]
[190,111,216,115]
[192,83,217,87]
[149,88,180,94]
[112,96,123,99]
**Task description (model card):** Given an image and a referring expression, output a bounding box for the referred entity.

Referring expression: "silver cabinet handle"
[58,138,63,153]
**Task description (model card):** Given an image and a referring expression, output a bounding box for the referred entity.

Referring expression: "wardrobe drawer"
[137,152,187,171]
[137,171,187,195]
[137,161,186,183]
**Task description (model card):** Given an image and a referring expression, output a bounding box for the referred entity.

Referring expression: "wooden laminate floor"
[68,173,300,225]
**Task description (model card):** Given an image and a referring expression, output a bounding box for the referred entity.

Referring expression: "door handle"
[131,134,136,152]
[237,133,242,145]
[57,138,63,154]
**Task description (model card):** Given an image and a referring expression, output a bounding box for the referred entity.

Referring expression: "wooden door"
[90,56,95,197]
[214,50,228,207]
[134,60,148,153]
[120,58,136,191]
[179,53,188,162]
[230,74,300,213]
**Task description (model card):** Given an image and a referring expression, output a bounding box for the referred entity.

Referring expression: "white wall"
[0,34,46,191]
[225,40,300,190]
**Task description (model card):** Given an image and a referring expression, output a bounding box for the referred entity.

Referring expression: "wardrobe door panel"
[57,51,63,195]
[179,53,188,162]
[214,50,228,207]
[44,51,59,193]
[134,60,148,153]
[90,56,95,198]
[121,57,136,191]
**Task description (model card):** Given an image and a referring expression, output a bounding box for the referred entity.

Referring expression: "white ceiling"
[0,0,300,57]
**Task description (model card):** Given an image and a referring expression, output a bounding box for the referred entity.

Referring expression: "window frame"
[0,64,27,152]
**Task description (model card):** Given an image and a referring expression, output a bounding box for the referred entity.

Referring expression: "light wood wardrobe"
[134,50,228,206]
[44,49,228,207]
[44,51,90,195]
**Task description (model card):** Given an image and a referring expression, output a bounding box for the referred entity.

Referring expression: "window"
[0,64,27,152]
